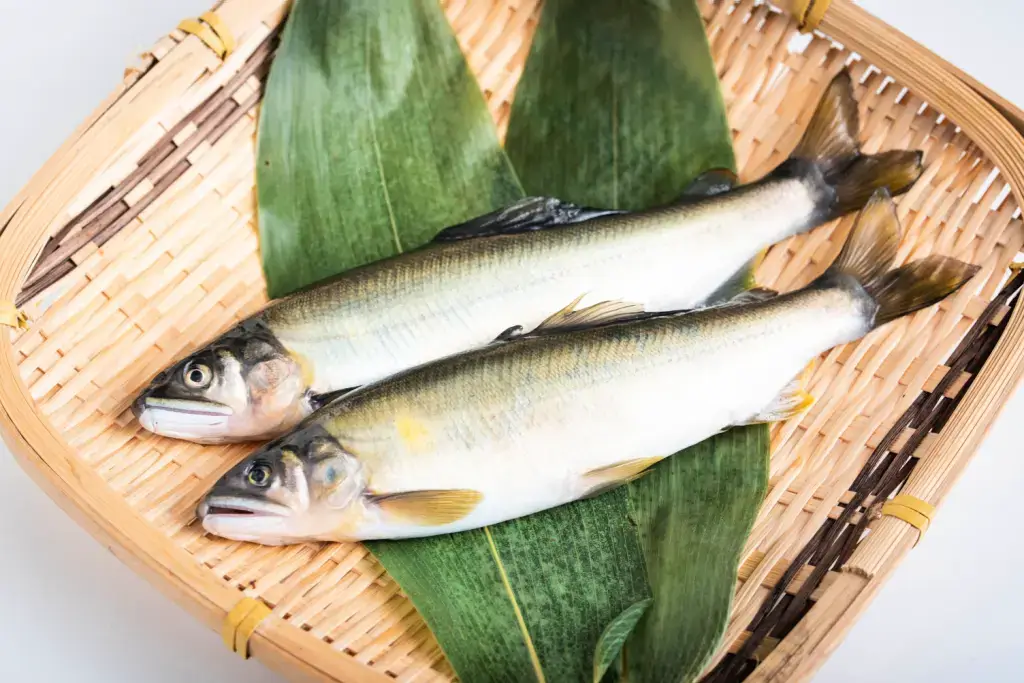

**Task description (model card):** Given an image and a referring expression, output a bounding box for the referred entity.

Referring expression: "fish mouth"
[140,397,233,417]
[134,397,234,442]
[198,495,296,543]
[197,495,291,520]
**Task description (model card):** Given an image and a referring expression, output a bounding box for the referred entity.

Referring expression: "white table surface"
[1,1,1022,681]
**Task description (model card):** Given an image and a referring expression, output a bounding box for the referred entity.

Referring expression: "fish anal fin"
[368,489,482,526]
[722,286,779,307]
[534,296,646,334]
[704,251,772,306]
[432,197,623,242]
[582,456,664,498]
[742,363,816,424]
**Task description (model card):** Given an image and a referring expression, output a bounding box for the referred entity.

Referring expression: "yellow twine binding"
[222,597,272,659]
[0,302,28,330]
[880,494,935,546]
[178,11,235,58]
[789,0,832,33]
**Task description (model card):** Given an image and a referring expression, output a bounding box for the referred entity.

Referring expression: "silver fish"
[197,190,977,545]
[135,71,924,443]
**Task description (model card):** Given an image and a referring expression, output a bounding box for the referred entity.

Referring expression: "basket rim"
[1,1,1022,681]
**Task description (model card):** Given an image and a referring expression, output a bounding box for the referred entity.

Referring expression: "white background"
[1,1,1022,681]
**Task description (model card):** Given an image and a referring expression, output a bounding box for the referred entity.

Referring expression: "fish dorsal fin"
[308,386,358,412]
[676,167,738,202]
[741,362,816,425]
[493,324,525,342]
[367,489,483,525]
[582,456,665,498]
[531,295,647,335]
[434,170,734,243]
[432,197,623,242]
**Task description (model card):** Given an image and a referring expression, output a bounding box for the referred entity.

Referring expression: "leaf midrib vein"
[484,526,546,682]
[364,16,402,254]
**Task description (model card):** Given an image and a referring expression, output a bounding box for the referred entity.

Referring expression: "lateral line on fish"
[484,526,546,682]
[364,16,402,254]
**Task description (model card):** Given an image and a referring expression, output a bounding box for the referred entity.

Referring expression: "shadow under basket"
[2,0,1024,681]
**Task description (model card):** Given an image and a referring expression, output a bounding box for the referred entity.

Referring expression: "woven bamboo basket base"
[5,0,1023,681]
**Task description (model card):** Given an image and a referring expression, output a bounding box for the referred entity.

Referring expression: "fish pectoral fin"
[432,196,623,242]
[675,168,737,202]
[367,489,483,526]
[532,295,647,334]
[581,456,665,498]
[742,362,816,424]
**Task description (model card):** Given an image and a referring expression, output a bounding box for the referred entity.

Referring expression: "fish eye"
[183,362,212,389]
[247,462,272,488]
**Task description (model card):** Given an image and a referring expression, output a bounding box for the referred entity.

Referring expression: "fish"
[196,189,978,545]
[134,71,925,443]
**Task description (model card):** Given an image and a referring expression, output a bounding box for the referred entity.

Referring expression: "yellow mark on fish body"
[395,414,433,452]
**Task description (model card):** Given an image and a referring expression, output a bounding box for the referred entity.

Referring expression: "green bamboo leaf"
[505,1,769,680]
[593,599,652,683]
[257,1,652,680]
[504,0,735,211]
[625,427,768,681]
[257,0,521,298]
[370,495,651,682]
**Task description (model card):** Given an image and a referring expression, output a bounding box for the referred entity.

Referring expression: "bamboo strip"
[1,1,1022,682]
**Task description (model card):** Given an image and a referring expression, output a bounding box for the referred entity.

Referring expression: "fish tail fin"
[792,71,924,220]
[823,188,979,328]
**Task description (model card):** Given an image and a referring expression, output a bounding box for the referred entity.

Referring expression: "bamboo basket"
[2,0,1023,681]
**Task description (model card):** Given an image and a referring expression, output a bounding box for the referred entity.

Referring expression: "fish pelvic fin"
[367,489,483,526]
[792,71,923,219]
[581,456,664,498]
[823,189,979,328]
[742,361,816,424]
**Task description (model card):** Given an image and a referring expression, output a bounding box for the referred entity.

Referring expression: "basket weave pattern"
[4,0,1022,681]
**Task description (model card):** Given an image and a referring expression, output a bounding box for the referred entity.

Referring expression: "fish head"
[132,320,310,443]
[197,425,366,545]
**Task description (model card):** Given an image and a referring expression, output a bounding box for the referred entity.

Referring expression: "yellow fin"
[368,489,482,526]
[534,294,645,333]
[582,456,664,498]
[742,362,816,424]
[741,249,768,291]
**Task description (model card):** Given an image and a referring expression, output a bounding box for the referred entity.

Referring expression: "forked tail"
[793,72,924,220]
[821,188,979,328]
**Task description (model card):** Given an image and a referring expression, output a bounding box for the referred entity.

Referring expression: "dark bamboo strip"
[32,37,274,268]
[704,270,1024,682]
[16,31,279,306]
